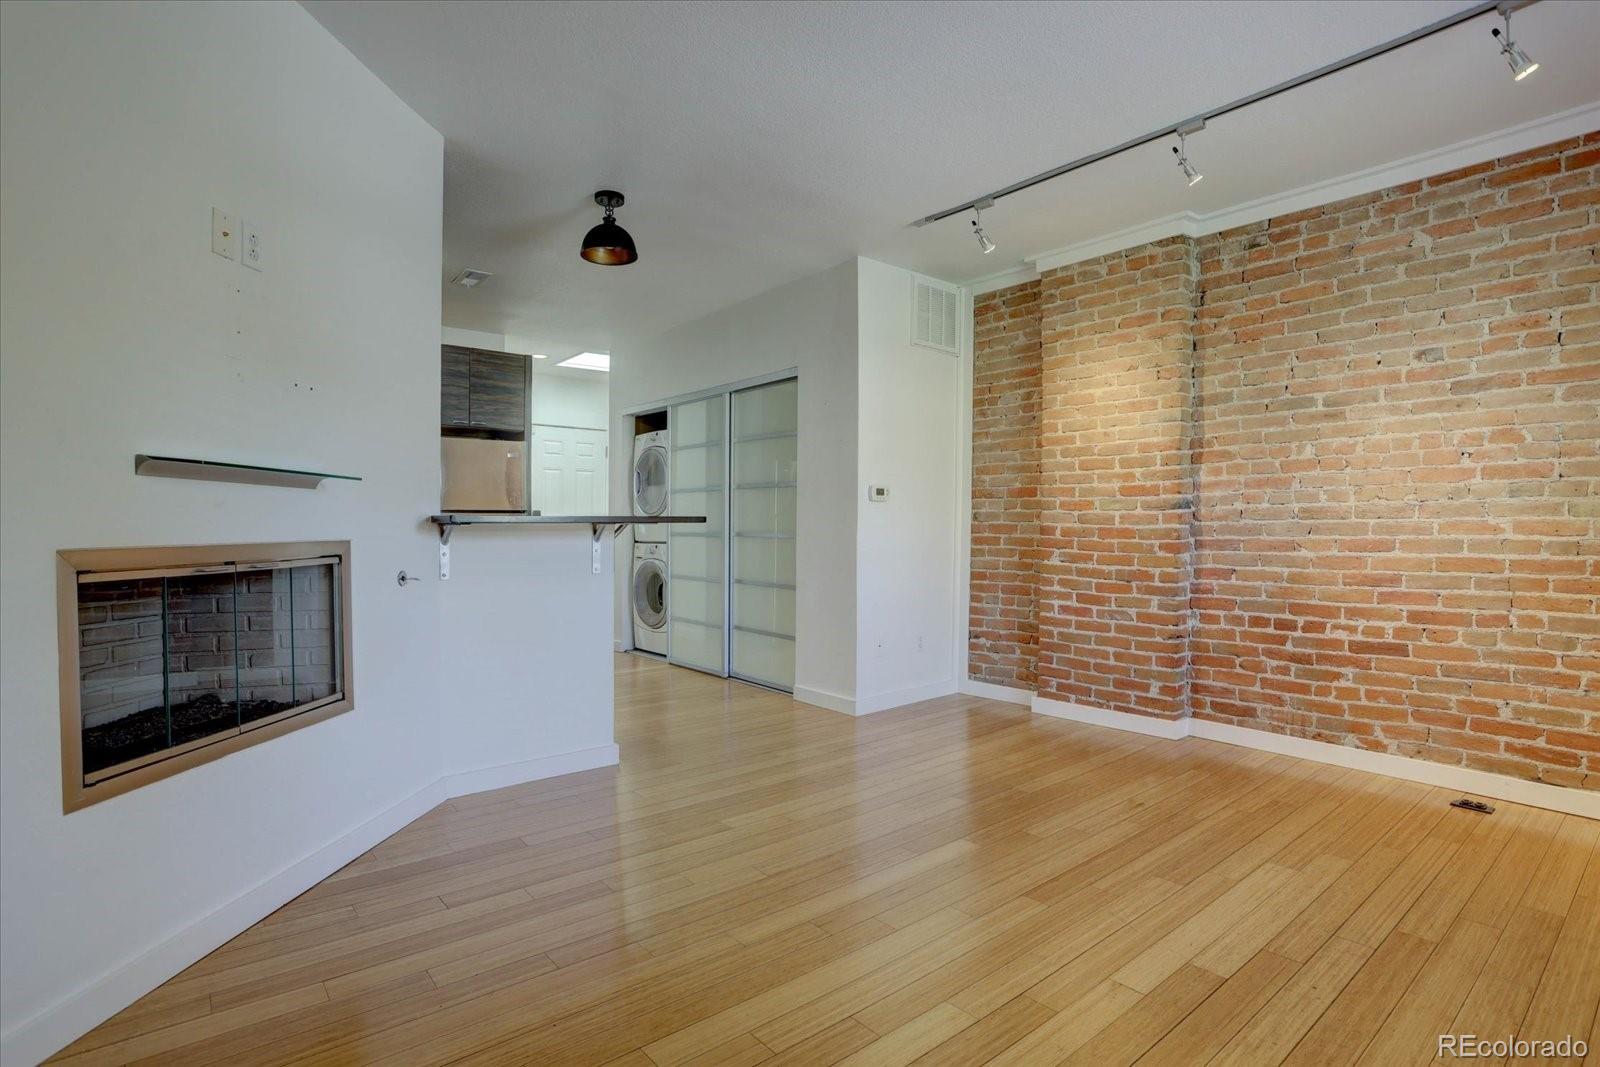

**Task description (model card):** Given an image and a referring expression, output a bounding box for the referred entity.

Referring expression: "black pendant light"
[579,190,637,265]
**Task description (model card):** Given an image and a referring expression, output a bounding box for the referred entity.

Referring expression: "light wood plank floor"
[54,654,1600,1065]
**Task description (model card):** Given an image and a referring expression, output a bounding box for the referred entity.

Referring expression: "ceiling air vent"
[450,268,493,288]
[911,276,962,355]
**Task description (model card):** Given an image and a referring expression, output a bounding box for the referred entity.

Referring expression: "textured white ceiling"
[301,0,1600,355]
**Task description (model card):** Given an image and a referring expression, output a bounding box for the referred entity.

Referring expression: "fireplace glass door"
[76,556,343,784]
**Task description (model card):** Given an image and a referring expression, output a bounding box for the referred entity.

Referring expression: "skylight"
[556,351,610,372]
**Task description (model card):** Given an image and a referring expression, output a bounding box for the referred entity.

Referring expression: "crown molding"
[1020,100,1600,276]
[969,264,1041,296]
[1031,212,1203,275]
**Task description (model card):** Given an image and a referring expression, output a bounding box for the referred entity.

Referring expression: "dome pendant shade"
[580,190,637,265]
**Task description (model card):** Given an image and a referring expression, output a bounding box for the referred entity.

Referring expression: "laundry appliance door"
[633,445,669,517]
[633,557,667,632]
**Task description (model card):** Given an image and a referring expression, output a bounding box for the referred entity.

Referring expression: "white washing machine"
[631,540,668,655]
[631,430,670,543]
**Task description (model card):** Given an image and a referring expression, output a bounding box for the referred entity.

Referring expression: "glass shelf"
[134,454,361,489]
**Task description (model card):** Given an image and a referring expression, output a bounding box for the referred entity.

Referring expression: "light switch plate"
[868,485,889,502]
[241,220,262,271]
[211,208,238,260]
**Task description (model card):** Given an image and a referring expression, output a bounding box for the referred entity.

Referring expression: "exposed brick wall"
[969,280,1041,689]
[1036,239,1197,719]
[1190,135,1599,789]
[967,132,1599,790]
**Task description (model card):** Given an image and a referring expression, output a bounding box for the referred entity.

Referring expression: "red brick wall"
[1190,135,1600,789]
[967,133,1599,790]
[1036,239,1197,719]
[969,280,1041,689]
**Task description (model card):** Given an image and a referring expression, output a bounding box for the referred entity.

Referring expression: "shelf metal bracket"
[588,522,633,572]
[424,515,700,581]
[590,523,605,574]
[438,522,454,580]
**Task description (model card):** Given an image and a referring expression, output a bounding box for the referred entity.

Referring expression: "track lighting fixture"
[970,200,996,254]
[1491,9,1539,81]
[579,190,637,265]
[915,1,1545,242]
[1172,120,1205,187]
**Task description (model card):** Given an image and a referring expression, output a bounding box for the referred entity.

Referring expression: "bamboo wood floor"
[51,653,1600,1066]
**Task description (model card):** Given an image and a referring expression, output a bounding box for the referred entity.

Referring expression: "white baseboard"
[959,678,1034,706]
[794,685,856,716]
[853,677,959,717]
[1188,719,1600,821]
[0,743,621,1067]
[1032,695,1190,739]
[1026,692,1596,819]
[439,743,620,799]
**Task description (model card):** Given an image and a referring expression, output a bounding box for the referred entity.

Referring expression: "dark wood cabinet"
[441,345,527,435]
[441,348,470,428]
[468,351,527,433]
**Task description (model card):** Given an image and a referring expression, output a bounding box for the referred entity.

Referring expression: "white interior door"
[667,394,727,676]
[530,425,608,515]
[730,379,797,690]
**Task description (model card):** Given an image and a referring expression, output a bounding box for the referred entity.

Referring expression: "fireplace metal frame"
[56,540,354,812]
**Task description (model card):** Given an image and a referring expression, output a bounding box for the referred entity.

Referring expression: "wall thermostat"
[867,485,889,502]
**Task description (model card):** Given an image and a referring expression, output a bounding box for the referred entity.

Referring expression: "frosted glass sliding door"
[730,379,797,690]
[667,394,727,675]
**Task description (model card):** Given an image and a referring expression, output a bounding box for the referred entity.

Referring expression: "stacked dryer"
[630,430,669,654]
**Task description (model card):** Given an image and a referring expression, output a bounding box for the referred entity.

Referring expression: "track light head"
[1491,14,1539,81]
[1173,128,1204,188]
[971,201,997,254]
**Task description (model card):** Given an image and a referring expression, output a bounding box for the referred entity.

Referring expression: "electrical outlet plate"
[241,220,262,271]
[211,208,238,260]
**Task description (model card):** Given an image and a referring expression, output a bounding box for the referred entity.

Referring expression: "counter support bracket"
[427,514,704,580]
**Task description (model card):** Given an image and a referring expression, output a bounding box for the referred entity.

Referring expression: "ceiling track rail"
[912,0,1536,227]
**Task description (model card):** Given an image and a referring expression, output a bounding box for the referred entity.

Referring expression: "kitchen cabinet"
[441,345,527,434]
[467,350,527,433]
[442,348,470,428]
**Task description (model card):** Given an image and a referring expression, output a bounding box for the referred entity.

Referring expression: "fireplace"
[57,541,353,811]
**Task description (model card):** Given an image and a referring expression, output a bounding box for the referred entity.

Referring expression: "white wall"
[0,5,613,1062]
[442,325,507,349]
[438,529,616,779]
[609,261,859,705]
[854,259,961,712]
[530,371,609,430]
[609,258,965,713]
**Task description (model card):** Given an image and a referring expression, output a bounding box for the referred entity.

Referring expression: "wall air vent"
[911,276,962,354]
